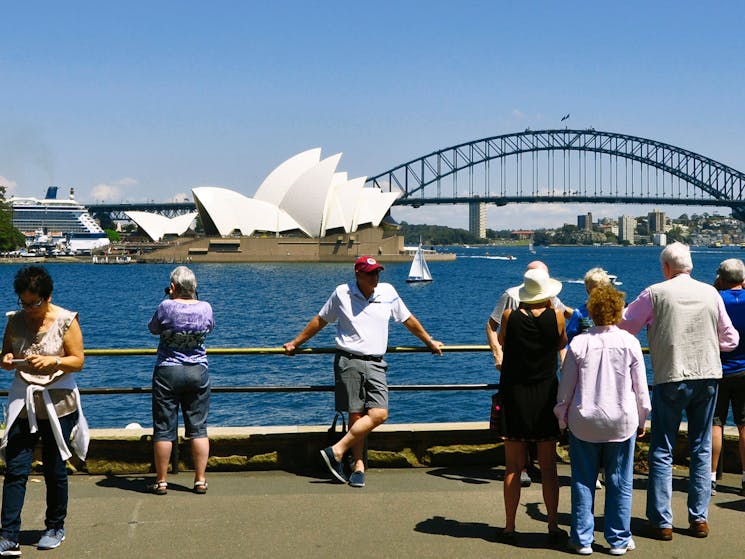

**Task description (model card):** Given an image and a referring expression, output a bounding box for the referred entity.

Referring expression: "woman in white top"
[0,265,87,555]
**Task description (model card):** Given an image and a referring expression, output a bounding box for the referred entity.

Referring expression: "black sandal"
[149,481,167,495]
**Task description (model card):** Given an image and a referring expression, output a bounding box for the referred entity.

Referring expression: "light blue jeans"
[647,379,718,528]
[569,432,636,549]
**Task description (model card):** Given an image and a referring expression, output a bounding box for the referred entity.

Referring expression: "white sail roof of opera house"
[191,148,402,238]
[124,211,198,242]
[191,187,302,237]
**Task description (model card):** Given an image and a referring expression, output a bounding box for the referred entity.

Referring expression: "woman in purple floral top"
[148,266,214,495]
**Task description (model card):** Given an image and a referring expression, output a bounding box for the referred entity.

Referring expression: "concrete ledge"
[65,422,745,475]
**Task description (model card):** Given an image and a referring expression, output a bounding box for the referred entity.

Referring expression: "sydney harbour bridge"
[90,129,745,223]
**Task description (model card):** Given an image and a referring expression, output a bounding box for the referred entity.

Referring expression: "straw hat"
[506,268,562,304]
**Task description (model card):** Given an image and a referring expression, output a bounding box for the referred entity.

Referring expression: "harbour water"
[0,244,739,428]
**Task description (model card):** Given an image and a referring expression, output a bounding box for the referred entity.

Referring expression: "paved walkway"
[9,465,745,558]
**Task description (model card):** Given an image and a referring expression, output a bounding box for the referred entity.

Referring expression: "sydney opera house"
[132,149,443,263]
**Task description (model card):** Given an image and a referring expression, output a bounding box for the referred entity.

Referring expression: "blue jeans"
[1,411,79,542]
[647,379,717,528]
[569,432,636,549]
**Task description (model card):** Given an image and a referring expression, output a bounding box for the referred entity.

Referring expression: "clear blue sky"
[1,1,743,230]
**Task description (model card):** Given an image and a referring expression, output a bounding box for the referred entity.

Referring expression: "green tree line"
[0,186,25,251]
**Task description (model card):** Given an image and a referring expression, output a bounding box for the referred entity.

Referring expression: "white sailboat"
[406,242,433,283]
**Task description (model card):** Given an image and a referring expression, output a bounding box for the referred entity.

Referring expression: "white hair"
[583,267,610,294]
[170,266,197,297]
[717,258,745,284]
[660,242,693,274]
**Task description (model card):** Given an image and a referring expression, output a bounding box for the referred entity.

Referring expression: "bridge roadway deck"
[10,465,745,558]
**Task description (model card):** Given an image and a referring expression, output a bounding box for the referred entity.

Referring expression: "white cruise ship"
[10,187,110,254]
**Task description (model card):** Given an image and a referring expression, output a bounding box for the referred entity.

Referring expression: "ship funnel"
[69,187,75,200]
[45,186,58,200]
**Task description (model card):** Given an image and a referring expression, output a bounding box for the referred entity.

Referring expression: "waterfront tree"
[399,222,486,245]
[665,226,687,244]
[0,186,25,251]
[533,230,551,246]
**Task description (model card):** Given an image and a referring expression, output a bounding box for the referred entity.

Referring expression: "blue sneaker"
[320,447,347,483]
[348,470,365,488]
[37,528,65,550]
[0,537,20,556]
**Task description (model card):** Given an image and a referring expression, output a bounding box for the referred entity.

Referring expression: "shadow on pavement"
[716,498,745,512]
[95,475,192,494]
[425,467,500,484]
[414,515,497,542]
[18,529,44,547]
[414,515,573,551]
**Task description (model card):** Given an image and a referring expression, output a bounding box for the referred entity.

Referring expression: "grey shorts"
[334,353,388,413]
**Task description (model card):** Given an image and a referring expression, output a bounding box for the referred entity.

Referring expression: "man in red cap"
[283,255,443,487]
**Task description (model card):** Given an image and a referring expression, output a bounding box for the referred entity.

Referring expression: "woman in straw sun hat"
[496,268,568,542]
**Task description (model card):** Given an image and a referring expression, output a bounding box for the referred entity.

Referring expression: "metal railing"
[2,344,653,473]
[74,345,500,396]
[2,344,651,397]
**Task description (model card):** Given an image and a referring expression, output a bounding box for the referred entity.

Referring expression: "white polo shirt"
[319,281,411,357]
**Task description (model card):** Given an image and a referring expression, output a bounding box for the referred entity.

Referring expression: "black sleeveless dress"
[499,307,561,441]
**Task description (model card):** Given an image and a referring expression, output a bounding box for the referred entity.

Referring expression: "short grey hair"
[717,258,745,285]
[170,266,197,297]
[584,267,610,294]
[660,242,693,274]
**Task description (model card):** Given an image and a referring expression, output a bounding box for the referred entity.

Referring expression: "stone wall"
[35,422,741,476]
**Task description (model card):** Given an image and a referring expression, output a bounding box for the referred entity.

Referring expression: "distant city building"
[597,221,618,237]
[511,230,534,240]
[652,232,667,246]
[648,209,666,234]
[618,215,636,245]
[469,199,486,239]
[577,212,593,231]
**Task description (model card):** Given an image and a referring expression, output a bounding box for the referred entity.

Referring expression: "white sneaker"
[609,538,636,555]
[567,540,593,555]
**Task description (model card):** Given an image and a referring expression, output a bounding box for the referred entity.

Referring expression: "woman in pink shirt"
[555,285,651,556]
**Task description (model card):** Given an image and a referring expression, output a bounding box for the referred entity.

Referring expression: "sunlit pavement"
[9,464,745,558]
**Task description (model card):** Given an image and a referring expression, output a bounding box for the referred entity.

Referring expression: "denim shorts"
[333,353,388,413]
[152,364,210,441]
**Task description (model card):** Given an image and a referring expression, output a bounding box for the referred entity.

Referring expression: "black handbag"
[489,392,503,435]
[327,411,347,446]
[326,411,356,473]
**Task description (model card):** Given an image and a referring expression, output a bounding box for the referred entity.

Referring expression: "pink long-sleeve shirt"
[555,325,651,443]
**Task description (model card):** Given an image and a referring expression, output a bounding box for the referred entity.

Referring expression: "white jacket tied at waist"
[1,373,89,462]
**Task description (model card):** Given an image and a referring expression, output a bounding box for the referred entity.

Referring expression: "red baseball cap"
[354,256,384,273]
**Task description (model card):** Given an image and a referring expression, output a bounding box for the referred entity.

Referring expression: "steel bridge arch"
[367,129,745,218]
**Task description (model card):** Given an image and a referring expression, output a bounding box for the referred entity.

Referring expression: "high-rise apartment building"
[648,210,666,234]
[618,215,636,244]
[469,200,486,239]
[577,212,593,231]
